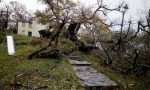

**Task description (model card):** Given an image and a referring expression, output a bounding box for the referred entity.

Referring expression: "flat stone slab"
[68,55,117,88]
[69,56,81,60]
[69,59,91,66]
[73,66,117,87]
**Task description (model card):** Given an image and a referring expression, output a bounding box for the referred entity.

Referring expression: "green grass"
[73,51,150,90]
[2,34,149,90]
[0,35,81,90]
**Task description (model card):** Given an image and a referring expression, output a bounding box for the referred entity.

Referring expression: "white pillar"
[7,36,15,55]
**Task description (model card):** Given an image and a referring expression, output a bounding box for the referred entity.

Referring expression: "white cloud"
[1,0,46,11]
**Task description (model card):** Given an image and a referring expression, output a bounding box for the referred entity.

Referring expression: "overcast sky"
[1,0,46,11]
[1,0,149,19]
[1,0,150,30]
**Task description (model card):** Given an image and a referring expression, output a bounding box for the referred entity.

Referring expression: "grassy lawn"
[0,35,81,90]
[73,51,150,90]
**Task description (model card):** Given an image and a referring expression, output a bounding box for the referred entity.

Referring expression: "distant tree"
[0,6,9,30]
[9,1,33,22]
[0,1,33,32]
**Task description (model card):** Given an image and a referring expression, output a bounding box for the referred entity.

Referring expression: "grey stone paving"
[69,60,91,66]
[69,55,117,88]
[73,66,117,87]
[69,56,81,60]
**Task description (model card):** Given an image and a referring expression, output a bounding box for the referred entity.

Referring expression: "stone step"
[69,56,81,60]
[73,66,117,87]
[69,59,91,66]
[68,55,118,89]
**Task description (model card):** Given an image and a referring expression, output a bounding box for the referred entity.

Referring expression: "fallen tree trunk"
[28,47,48,59]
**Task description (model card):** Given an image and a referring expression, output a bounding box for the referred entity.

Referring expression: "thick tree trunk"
[133,49,139,69]
[48,20,66,47]
[28,47,48,59]
[101,43,112,65]
[28,20,66,59]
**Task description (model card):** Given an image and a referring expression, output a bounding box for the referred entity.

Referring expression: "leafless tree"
[0,1,33,31]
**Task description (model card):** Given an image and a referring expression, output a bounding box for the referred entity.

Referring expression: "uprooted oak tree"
[28,0,125,59]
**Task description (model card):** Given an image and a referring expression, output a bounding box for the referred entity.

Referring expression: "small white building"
[17,20,47,37]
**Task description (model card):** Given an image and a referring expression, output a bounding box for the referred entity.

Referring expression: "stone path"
[69,55,117,90]
[69,56,91,66]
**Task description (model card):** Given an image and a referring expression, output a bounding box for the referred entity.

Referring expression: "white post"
[7,36,15,55]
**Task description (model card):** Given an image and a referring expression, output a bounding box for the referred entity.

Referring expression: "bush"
[0,31,5,43]
[29,39,39,46]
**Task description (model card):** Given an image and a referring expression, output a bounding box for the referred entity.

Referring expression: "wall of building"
[17,20,47,37]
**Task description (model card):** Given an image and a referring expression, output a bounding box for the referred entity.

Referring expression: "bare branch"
[123,20,132,39]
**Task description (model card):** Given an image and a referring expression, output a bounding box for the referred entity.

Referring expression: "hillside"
[0,35,81,90]
[0,35,149,90]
